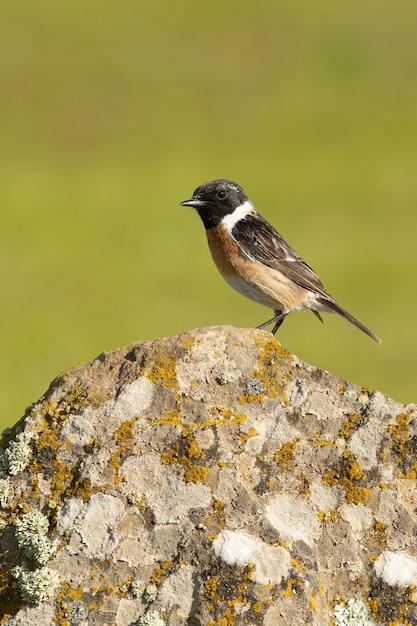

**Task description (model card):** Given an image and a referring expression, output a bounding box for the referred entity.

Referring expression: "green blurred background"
[1,0,416,429]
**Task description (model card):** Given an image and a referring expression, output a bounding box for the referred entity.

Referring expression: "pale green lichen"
[136,611,165,626]
[0,431,34,476]
[14,510,59,565]
[0,477,15,507]
[131,578,145,599]
[127,492,141,506]
[216,372,236,385]
[143,583,158,603]
[334,598,376,626]
[11,565,60,603]
[245,378,265,397]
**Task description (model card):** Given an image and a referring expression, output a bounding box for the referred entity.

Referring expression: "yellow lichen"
[83,437,101,453]
[388,412,415,478]
[239,426,258,446]
[238,391,264,405]
[368,582,416,625]
[110,420,137,487]
[113,420,136,453]
[184,464,209,483]
[34,419,67,455]
[29,416,98,503]
[368,596,379,617]
[181,335,196,351]
[217,608,237,626]
[144,346,179,389]
[200,564,256,625]
[90,583,116,596]
[239,335,293,406]
[48,377,107,415]
[274,441,297,471]
[54,583,84,625]
[154,408,182,426]
[205,500,226,529]
[366,520,387,559]
[51,457,73,498]
[150,560,175,586]
[322,451,370,505]
[66,473,97,503]
[0,566,24,624]
[291,557,303,572]
[284,578,299,597]
[389,412,410,444]
[231,412,249,426]
[338,413,363,439]
[209,406,235,421]
[160,429,209,484]
[313,438,337,448]
[318,508,338,523]
[203,575,218,600]
[30,476,40,500]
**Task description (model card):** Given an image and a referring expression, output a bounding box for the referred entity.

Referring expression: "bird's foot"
[257,312,287,335]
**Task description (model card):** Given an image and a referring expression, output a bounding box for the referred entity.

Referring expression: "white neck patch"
[222,200,254,233]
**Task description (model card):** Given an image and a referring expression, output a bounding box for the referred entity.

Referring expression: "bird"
[180,178,381,344]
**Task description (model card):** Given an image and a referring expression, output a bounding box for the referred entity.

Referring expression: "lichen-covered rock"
[0,326,416,625]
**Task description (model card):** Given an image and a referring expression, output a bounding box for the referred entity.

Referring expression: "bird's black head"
[180,179,249,229]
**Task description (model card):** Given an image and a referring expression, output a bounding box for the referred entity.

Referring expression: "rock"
[0,326,416,626]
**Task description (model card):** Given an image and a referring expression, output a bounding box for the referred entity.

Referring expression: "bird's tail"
[318,297,381,344]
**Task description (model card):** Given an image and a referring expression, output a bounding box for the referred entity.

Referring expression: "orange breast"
[205,223,309,312]
[206,224,243,278]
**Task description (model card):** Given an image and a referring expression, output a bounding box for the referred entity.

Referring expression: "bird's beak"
[180,198,204,208]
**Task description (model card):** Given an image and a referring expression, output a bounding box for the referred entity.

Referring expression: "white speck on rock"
[62,377,153,446]
[2,602,56,625]
[74,493,125,559]
[213,529,291,585]
[265,493,320,546]
[374,550,417,587]
[158,565,195,621]
[56,498,85,533]
[339,504,374,534]
[115,598,140,626]
[121,455,211,524]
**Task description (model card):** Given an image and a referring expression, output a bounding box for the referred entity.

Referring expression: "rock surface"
[0,326,416,626]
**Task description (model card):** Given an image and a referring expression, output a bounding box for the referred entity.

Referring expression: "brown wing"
[231,212,332,299]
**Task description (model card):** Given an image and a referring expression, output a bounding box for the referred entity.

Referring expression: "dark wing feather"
[231,213,332,299]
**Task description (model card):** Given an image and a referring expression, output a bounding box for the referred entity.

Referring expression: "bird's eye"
[216,190,227,200]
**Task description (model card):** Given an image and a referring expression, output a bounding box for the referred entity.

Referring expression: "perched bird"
[180,179,381,343]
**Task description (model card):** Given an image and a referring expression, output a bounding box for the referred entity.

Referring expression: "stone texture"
[0,326,416,625]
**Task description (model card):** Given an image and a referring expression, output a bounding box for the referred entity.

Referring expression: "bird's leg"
[271,314,286,335]
[257,310,287,335]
